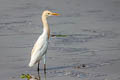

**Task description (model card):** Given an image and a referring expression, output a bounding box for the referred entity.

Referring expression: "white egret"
[29,10,60,73]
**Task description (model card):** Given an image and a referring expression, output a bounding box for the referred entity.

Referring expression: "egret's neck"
[42,16,50,39]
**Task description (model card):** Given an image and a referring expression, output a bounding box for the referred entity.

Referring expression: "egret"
[29,10,60,73]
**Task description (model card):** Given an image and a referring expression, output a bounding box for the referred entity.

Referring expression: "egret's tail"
[28,59,36,67]
[29,51,42,67]
[29,62,34,67]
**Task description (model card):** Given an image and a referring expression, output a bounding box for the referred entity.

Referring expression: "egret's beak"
[52,13,60,16]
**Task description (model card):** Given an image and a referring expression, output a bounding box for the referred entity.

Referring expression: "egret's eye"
[48,13,50,15]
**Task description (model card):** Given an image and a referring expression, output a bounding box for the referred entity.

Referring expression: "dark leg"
[37,62,41,80]
[44,64,46,73]
[37,62,40,73]
[37,62,40,75]
[43,55,46,72]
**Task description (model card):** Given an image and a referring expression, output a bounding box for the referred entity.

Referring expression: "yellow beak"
[52,13,60,16]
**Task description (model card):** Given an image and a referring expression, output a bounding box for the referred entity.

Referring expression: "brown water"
[0,0,120,80]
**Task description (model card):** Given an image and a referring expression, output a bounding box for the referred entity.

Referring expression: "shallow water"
[0,0,120,80]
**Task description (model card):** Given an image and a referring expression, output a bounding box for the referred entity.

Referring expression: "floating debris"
[73,64,86,69]
[64,71,71,76]
[20,74,39,80]
[82,64,86,68]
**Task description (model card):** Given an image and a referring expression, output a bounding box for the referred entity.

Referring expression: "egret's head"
[42,10,60,17]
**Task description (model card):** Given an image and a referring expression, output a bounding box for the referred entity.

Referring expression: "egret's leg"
[37,62,41,80]
[37,62,40,75]
[43,55,46,72]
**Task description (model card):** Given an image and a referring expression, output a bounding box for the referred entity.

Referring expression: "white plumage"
[29,32,48,67]
[28,10,60,71]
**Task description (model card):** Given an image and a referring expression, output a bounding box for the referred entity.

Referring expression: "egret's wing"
[31,36,47,57]
[31,39,44,56]
[29,36,48,67]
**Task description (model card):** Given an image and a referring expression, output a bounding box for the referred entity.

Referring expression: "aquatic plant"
[20,74,32,80]
[51,34,68,37]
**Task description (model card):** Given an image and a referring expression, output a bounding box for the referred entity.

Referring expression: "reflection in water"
[44,70,47,80]
[30,71,46,80]
[29,75,39,80]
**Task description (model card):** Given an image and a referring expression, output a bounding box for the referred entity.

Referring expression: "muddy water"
[0,0,120,80]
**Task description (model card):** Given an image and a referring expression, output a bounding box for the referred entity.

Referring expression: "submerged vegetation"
[51,34,68,37]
